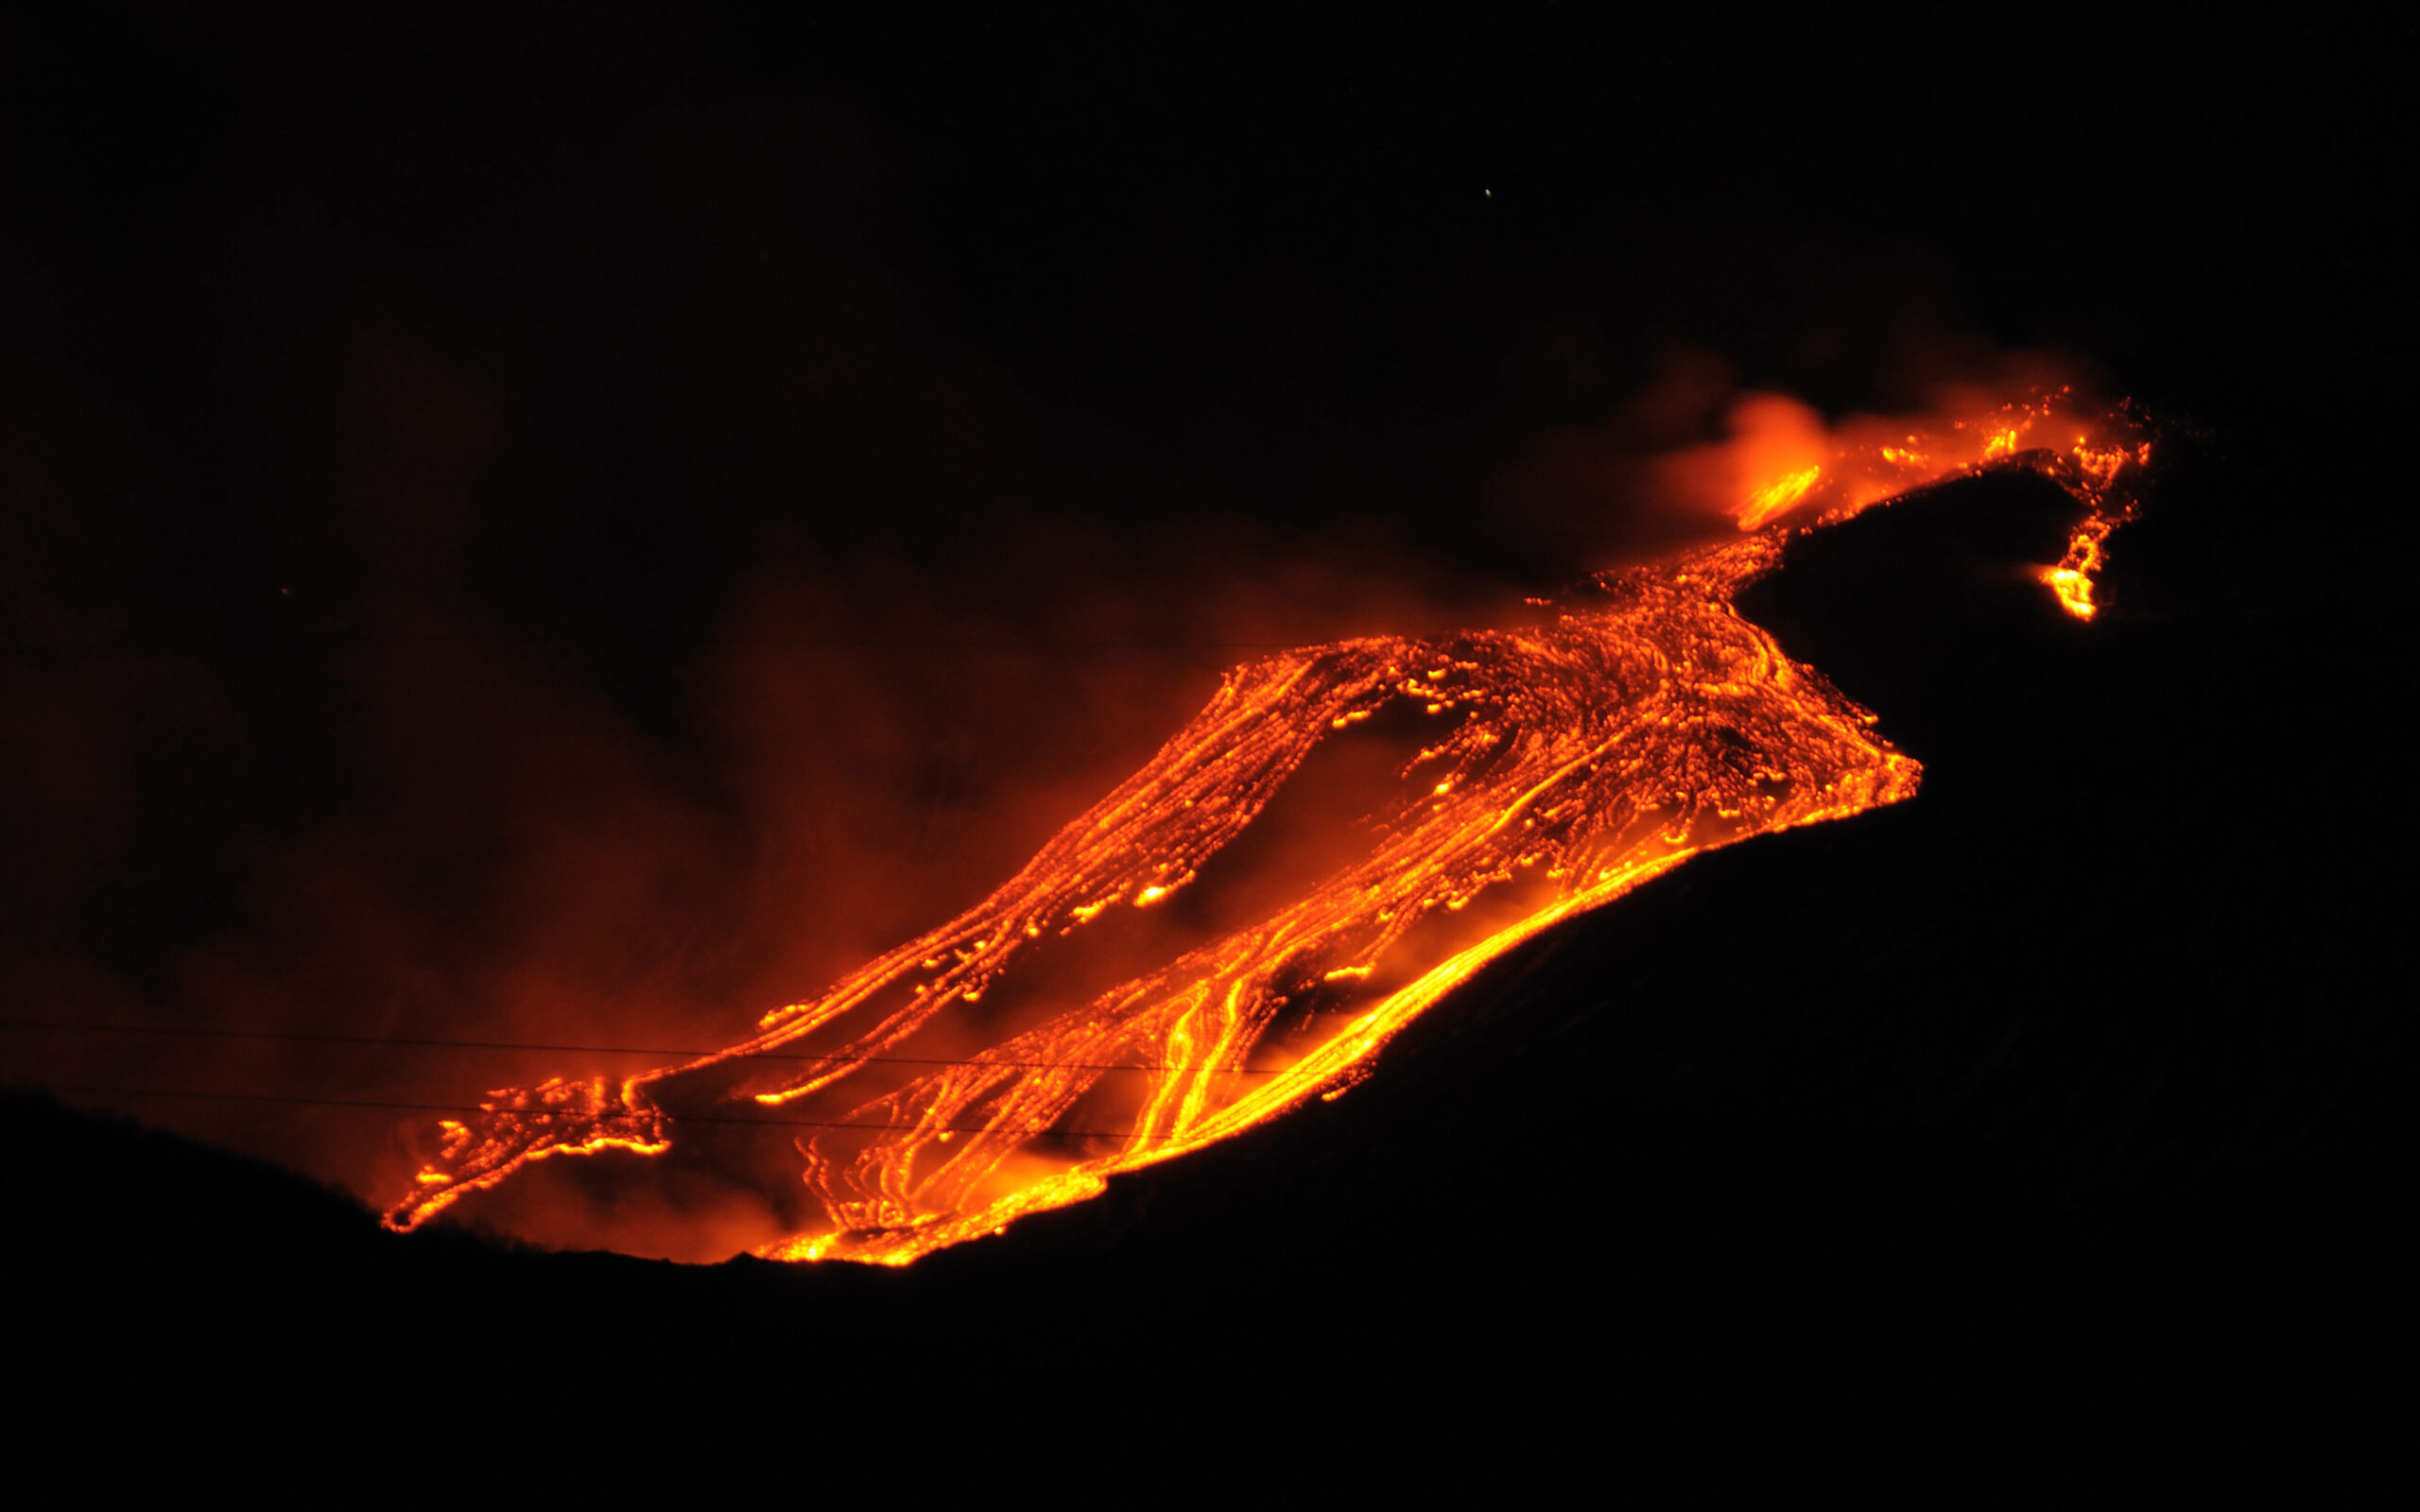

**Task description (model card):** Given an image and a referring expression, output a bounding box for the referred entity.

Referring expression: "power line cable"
[31,1081,1197,1143]
[0,630,1322,663]
[0,1017,1277,1075]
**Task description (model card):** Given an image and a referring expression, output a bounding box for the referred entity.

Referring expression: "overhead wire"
[2,1016,1289,1143]
[0,1017,1278,1075]
[25,1081,1190,1143]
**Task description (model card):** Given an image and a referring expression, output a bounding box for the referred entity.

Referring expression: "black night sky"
[2,7,2404,1435]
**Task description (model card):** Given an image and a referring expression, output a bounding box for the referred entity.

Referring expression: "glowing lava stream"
[386,389,2152,1264]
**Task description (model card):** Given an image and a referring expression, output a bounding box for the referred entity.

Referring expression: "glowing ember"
[1739,465,1823,529]
[384,389,2152,1263]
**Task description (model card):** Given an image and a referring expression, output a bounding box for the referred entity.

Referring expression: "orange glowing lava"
[384,388,2152,1264]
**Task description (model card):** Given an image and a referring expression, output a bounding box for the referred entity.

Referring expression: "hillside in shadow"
[8,460,2388,1417]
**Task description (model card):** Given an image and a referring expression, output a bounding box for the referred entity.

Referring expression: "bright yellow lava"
[1739,465,1824,529]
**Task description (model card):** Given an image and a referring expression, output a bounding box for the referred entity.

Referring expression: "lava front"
[385,388,2151,1264]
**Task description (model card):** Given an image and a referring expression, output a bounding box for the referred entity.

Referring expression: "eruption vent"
[386,389,2152,1264]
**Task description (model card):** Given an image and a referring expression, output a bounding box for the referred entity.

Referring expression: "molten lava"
[385,388,2152,1264]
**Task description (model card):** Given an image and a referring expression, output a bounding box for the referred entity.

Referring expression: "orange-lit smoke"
[2,266,2152,1265]
[1641,375,2151,620]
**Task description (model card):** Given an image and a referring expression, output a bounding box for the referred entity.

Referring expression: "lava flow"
[386,388,2153,1264]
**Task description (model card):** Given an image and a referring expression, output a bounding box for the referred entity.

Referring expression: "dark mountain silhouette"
[2,8,2398,1452]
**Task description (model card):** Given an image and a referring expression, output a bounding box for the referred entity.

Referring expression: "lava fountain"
[385,387,2153,1263]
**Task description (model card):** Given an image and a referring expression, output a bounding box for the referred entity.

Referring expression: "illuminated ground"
[0,3,2399,1443]
[7,465,2391,1407]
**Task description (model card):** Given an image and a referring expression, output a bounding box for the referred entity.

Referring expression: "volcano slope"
[4,461,2385,1399]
